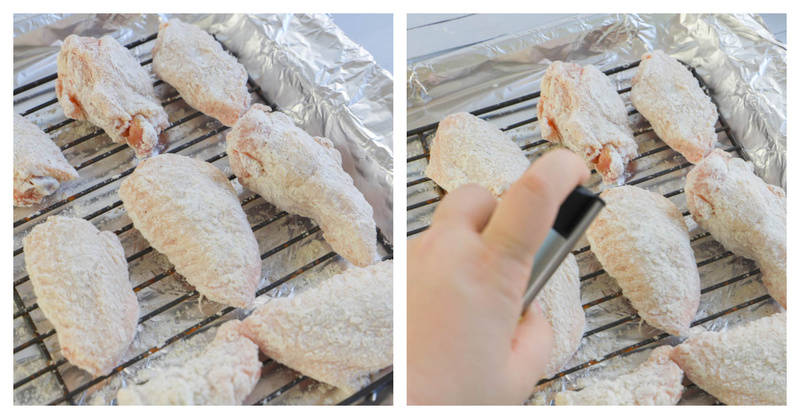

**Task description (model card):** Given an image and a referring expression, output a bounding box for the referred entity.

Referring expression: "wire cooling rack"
[406,60,779,405]
[13,32,393,405]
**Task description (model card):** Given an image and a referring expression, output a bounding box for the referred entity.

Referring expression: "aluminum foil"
[408,13,785,187]
[13,13,392,405]
[406,13,785,405]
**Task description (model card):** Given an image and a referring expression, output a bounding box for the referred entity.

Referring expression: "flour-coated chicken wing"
[425,112,530,196]
[118,154,261,308]
[153,19,250,127]
[239,260,392,393]
[226,104,378,267]
[586,186,700,336]
[538,62,638,184]
[117,320,260,405]
[56,35,169,158]
[685,149,786,307]
[14,113,78,207]
[631,50,717,163]
[555,345,683,405]
[670,312,786,405]
[538,253,585,378]
[23,216,138,376]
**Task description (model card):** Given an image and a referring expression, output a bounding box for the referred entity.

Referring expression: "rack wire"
[13,31,392,405]
[406,60,778,404]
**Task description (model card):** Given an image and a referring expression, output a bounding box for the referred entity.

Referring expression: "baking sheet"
[13,13,393,405]
[406,13,785,405]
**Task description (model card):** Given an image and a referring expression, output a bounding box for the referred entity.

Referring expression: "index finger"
[481,149,590,268]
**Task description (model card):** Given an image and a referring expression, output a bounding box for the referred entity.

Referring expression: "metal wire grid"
[13,32,392,405]
[406,60,777,404]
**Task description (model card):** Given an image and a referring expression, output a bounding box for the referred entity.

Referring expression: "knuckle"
[518,170,554,201]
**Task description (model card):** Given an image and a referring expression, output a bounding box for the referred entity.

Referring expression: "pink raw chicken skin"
[13,113,78,207]
[226,104,378,267]
[240,261,393,393]
[670,312,786,405]
[152,19,250,127]
[23,216,138,377]
[56,34,169,158]
[117,320,261,405]
[537,253,585,378]
[425,112,530,197]
[685,149,786,307]
[631,50,718,163]
[118,154,261,308]
[555,345,683,405]
[538,61,638,184]
[586,185,700,336]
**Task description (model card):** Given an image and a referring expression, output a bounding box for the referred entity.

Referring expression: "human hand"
[407,149,590,405]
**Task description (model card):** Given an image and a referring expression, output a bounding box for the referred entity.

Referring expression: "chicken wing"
[152,19,250,127]
[56,34,169,158]
[538,62,638,185]
[425,112,530,196]
[670,312,786,405]
[226,104,378,267]
[554,345,683,405]
[117,320,260,405]
[14,113,78,207]
[631,50,717,163]
[23,216,138,376]
[538,253,585,378]
[685,149,786,307]
[118,154,261,308]
[586,185,700,336]
[239,260,392,393]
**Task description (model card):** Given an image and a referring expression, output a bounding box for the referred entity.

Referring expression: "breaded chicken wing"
[23,216,138,376]
[631,50,717,163]
[586,186,700,336]
[538,62,638,184]
[239,260,393,393]
[14,114,78,206]
[56,34,169,158]
[555,346,683,405]
[227,104,378,267]
[153,19,250,127]
[117,320,260,405]
[118,154,261,308]
[685,150,786,307]
[670,312,786,405]
[538,253,585,378]
[425,112,530,196]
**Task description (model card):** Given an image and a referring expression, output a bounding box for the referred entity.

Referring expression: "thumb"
[506,301,554,401]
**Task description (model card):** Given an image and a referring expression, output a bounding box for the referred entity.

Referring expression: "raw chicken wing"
[227,104,377,267]
[23,216,138,376]
[555,346,683,405]
[117,320,260,405]
[670,312,786,405]
[240,260,393,393]
[538,62,638,184]
[586,185,700,335]
[538,253,585,377]
[56,35,169,158]
[425,112,530,196]
[14,114,78,206]
[118,154,261,308]
[153,19,250,127]
[685,149,786,307]
[631,50,717,163]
